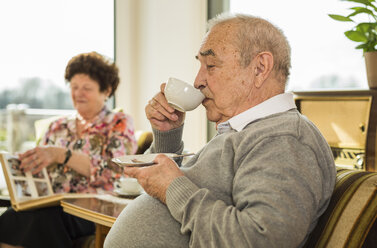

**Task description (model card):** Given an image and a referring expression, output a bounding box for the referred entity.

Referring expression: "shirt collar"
[217,122,232,134]
[223,92,296,132]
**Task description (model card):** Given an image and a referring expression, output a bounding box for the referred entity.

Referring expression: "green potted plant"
[329,0,377,88]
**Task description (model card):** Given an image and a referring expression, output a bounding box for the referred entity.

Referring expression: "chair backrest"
[303,167,377,248]
[135,131,153,154]
[34,115,62,145]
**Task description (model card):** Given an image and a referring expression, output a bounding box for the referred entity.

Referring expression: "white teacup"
[114,177,143,194]
[164,77,205,112]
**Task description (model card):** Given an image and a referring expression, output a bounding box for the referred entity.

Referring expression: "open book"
[0,151,94,211]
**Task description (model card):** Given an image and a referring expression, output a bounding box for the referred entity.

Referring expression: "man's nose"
[194,68,206,90]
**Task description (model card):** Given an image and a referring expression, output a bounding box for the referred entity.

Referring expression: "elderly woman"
[0,52,137,248]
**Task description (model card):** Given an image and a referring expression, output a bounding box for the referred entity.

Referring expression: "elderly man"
[105,14,336,248]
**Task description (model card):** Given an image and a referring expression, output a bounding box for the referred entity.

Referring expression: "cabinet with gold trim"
[294,90,377,171]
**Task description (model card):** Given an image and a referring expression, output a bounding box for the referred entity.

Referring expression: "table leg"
[95,224,111,248]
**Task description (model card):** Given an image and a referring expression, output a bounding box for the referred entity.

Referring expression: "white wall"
[115,0,208,153]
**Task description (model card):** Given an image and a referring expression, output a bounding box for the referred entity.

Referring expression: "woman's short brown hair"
[64,52,120,97]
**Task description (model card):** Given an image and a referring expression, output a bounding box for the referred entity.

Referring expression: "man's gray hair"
[208,13,291,85]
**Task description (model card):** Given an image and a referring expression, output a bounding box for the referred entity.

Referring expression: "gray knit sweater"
[105,109,336,248]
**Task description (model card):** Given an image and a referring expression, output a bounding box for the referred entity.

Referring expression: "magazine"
[0,151,94,211]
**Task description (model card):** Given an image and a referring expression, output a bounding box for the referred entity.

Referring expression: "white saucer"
[114,188,143,196]
[112,153,176,167]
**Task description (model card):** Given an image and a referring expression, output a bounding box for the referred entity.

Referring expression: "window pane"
[230,0,368,90]
[0,0,114,109]
[0,0,114,152]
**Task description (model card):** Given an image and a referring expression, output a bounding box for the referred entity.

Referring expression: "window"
[230,0,368,90]
[0,0,114,152]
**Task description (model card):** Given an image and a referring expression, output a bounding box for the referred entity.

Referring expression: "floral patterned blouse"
[41,106,137,193]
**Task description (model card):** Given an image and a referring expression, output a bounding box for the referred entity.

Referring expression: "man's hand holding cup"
[145,77,204,132]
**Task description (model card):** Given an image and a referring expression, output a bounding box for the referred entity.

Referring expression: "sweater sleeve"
[149,125,184,154]
[166,135,330,248]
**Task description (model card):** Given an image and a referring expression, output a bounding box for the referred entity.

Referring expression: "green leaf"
[357,22,373,33]
[369,2,377,12]
[348,7,375,17]
[355,44,367,50]
[357,22,377,28]
[341,0,373,7]
[345,30,368,41]
[329,14,353,22]
[350,7,364,10]
[356,43,377,52]
[350,5,377,13]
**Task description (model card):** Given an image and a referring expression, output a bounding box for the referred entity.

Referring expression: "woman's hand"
[19,146,57,174]
[145,83,185,131]
[123,154,184,204]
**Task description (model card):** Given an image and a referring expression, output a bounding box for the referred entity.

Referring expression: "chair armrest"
[303,168,377,248]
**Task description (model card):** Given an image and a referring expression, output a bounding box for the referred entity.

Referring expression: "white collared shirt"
[217,92,297,134]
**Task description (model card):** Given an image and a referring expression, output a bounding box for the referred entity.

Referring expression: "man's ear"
[253,52,274,88]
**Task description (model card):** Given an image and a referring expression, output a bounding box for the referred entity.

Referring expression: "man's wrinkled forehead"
[196,31,215,59]
[197,23,238,59]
